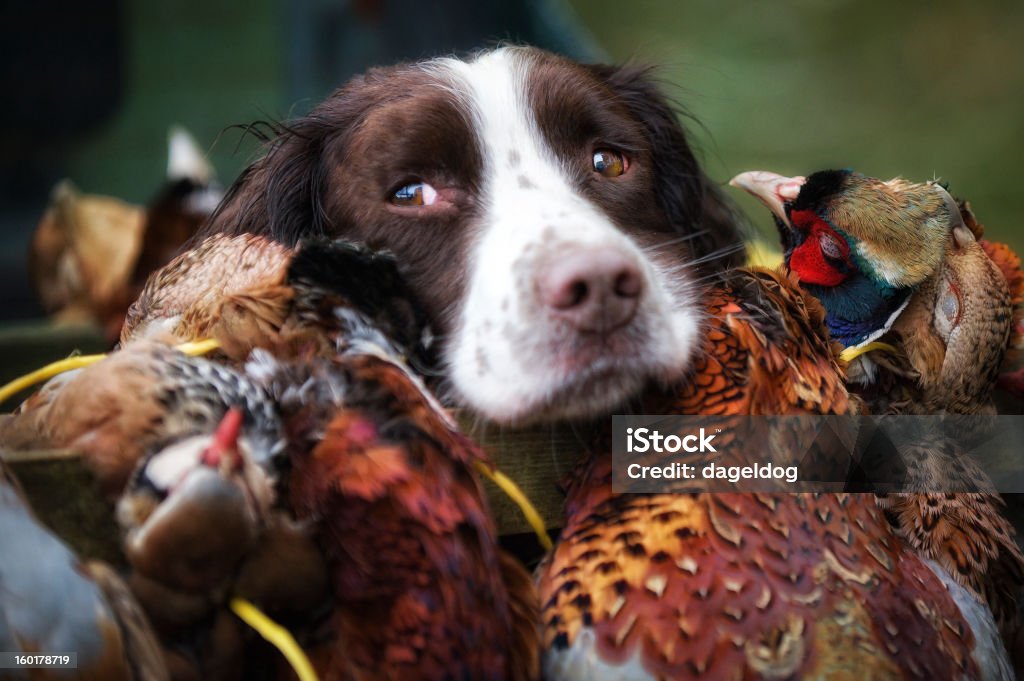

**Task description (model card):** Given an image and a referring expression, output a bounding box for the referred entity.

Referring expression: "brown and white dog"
[205,46,744,424]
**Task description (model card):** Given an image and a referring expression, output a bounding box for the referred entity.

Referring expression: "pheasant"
[730,169,960,351]
[0,458,169,681]
[537,265,1019,680]
[116,407,327,681]
[731,169,1022,407]
[244,348,536,681]
[732,167,1023,414]
[116,234,434,401]
[0,340,323,680]
[14,238,539,680]
[884,220,1013,415]
[30,179,146,332]
[120,232,293,347]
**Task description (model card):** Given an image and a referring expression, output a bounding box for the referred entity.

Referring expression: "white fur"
[434,48,700,424]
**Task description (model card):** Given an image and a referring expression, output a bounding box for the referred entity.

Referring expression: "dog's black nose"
[540,247,643,334]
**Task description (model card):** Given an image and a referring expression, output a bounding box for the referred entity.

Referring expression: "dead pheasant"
[538,266,1018,680]
[120,232,293,347]
[871,210,1024,664]
[0,458,169,681]
[116,407,327,681]
[885,220,1012,415]
[30,180,146,331]
[0,338,322,680]
[245,349,535,681]
[730,169,1020,414]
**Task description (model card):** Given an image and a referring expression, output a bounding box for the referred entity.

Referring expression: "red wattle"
[201,407,244,468]
[789,209,819,230]
[789,231,848,286]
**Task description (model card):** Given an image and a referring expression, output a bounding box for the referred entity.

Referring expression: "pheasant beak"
[730,171,807,225]
[200,407,244,471]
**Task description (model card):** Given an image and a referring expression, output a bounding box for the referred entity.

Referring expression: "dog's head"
[211,46,744,424]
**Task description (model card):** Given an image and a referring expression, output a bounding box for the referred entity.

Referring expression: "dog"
[205,45,744,424]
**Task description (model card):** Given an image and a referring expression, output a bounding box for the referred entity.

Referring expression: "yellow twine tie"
[839,341,899,364]
[174,338,223,357]
[473,460,553,551]
[230,598,319,681]
[0,338,222,406]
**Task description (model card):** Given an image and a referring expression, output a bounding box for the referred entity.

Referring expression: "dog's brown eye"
[592,150,626,177]
[391,182,437,207]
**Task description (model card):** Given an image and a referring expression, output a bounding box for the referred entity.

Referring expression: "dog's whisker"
[641,229,713,253]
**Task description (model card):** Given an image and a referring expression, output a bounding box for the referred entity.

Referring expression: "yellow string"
[174,338,223,357]
[0,354,105,406]
[839,341,899,364]
[473,460,553,551]
[0,338,222,406]
[230,598,319,681]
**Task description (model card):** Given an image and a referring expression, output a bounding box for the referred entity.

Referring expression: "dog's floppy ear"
[203,116,334,247]
[202,68,392,248]
[589,64,746,271]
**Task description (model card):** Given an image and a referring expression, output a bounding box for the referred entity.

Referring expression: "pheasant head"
[890,223,1013,414]
[117,407,276,593]
[732,169,959,347]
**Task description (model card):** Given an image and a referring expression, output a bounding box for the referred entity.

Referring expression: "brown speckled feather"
[121,233,293,344]
[980,240,1023,315]
[886,226,1013,415]
[543,472,986,681]
[876,490,1023,625]
[978,236,1024,400]
[959,200,1023,339]
[875,225,1024,662]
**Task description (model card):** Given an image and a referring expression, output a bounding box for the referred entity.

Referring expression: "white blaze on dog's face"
[210,46,742,424]
[437,51,703,422]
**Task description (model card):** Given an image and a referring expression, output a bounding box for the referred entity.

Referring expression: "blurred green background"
[2,0,1021,319]
[570,0,1024,255]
